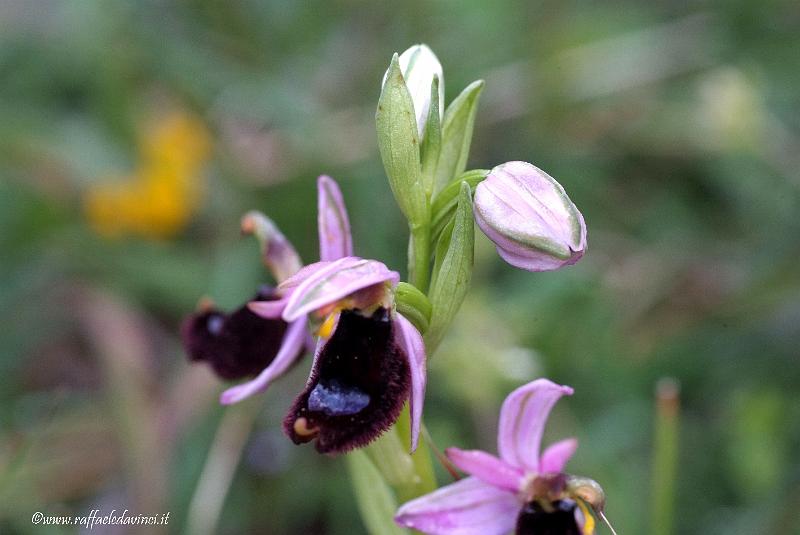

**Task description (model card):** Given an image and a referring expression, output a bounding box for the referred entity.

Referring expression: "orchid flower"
[395,379,608,535]
[474,161,587,272]
[218,177,427,455]
[180,210,306,382]
[272,256,426,454]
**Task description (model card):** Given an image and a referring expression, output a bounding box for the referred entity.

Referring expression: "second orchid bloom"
[396,379,607,535]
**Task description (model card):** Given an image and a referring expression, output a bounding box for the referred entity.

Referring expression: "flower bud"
[473,161,586,272]
[383,44,444,138]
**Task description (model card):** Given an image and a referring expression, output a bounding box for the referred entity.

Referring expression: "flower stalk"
[430,169,488,243]
[408,223,432,293]
[185,400,260,535]
[392,404,438,503]
[652,378,680,535]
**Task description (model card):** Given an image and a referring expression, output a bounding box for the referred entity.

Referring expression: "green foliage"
[346,451,409,535]
[420,76,442,199]
[376,54,427,228]
[426,182,475,353]
[433,81,484,194]
[395,282,432,334]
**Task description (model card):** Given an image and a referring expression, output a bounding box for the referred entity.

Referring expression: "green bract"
[434,80,485,194]
[431,168,488,244]
[377,54,428,227]
[395,282,433,334]
[420,75,442,199]
[425,182,475,352]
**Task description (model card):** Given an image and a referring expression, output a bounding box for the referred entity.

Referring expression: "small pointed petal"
[394,314,426,452]
[241,211,303,282]
[395,477,519,535]
[445,448,523,492]
[540,438,579,474]
[248,298,288,319]
[282,257,399,322]
[219,318,308,404]
[473,161,587,272]
[317,175,353,261]
[497,379,574,473]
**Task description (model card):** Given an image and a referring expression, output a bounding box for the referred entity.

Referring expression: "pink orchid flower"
[396,379,601,535]
[220,177,427,455]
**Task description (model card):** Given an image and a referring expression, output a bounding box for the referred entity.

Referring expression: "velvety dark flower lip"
[246,252,426,454]
[283,307,411,454]
[181,286,299,381]
[249,254,425,454]
[516,499,583,535]
[395,379,602,535]
[250,255,427,453]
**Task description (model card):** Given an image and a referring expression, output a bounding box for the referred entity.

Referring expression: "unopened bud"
[565,475,606,513]
[383,44,444,138]
[474,161,587,272]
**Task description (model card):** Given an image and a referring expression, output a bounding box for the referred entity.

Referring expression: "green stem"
[652,378,680,535]
[430,169,487,243]
[185,400,260,535]
[408,224,431,293]
[393,404,437,503]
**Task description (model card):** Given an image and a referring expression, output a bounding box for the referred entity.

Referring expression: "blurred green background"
[1,0,799,533]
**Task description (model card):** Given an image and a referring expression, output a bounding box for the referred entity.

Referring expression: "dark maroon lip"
[515,499,582,535]
[283,307,411,455]
[181,286,301,381]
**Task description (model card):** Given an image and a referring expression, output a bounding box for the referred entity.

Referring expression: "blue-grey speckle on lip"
[308,380,371,416]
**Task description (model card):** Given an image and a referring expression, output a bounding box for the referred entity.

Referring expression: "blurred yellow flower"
[84,110,211,239]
